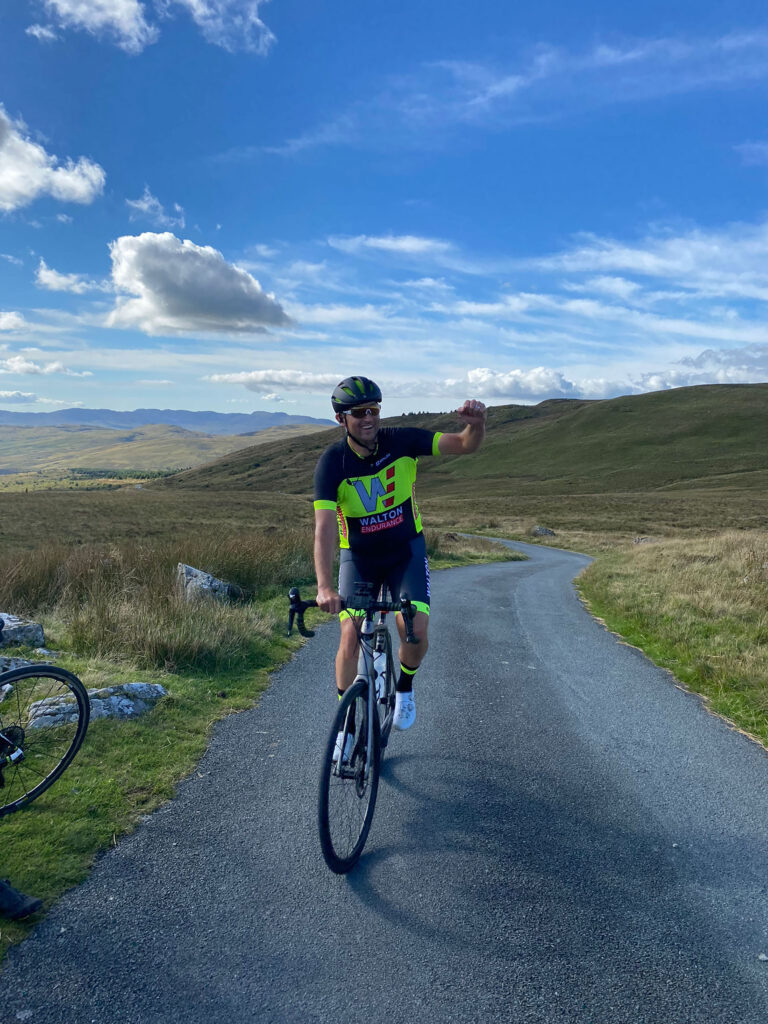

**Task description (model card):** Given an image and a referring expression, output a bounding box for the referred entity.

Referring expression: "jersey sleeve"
[399,427,442,457]
[313,447,340,510]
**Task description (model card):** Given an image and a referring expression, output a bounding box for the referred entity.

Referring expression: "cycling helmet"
[331,376,382,413]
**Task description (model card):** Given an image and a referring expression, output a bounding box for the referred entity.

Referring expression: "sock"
[396,662,418,694]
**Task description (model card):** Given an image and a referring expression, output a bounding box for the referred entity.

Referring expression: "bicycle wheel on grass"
[0,665,89,817]
[377,629,397,749]
[318,680,380,873]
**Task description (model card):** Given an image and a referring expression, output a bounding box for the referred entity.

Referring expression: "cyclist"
[314,375,486,731]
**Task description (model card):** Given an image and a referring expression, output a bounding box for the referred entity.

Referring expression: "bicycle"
[288,585,417,873]
[0,624,90,817]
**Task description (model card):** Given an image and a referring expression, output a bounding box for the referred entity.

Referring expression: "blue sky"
[1,0,768,418]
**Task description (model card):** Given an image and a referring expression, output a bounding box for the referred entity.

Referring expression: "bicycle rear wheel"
[318,680,380,873]
[0,665,90,817]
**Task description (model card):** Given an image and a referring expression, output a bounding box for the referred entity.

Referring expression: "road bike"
[288,585,417,873]
[0,643,90,817]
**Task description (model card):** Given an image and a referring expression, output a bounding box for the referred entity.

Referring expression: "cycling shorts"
[338,534,431,620]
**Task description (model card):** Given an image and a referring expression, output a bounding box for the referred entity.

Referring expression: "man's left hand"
[456,399,487,424]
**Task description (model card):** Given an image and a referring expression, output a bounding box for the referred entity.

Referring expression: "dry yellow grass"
[578,530,768,745]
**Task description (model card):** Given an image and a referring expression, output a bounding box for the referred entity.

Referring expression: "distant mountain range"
[0,408,332,435]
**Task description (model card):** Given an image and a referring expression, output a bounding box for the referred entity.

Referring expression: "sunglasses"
[344,405,381,419]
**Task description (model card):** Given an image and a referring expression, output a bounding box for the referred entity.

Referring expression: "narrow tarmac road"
[2,541,768,1023]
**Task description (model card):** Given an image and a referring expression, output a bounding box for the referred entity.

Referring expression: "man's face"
[338,403,381,446]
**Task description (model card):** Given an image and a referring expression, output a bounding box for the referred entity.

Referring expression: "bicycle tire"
[318,680,380,873]
[0,665,90,817]
[377,629,397,749]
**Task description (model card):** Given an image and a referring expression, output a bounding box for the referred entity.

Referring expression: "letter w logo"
[353,477,387,513]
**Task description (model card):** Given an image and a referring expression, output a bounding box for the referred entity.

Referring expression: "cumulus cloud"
[207,369,340,393]
[0,312,26,330]
[126,186,185,229]
[0,353,91,376]
[107,232,292,335]
[36,258,109,294]
[38,0,158,54]
[0,105,106,211]
[0,390,37,403]
[36,0,275,54]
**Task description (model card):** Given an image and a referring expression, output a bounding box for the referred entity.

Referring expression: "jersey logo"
[352,467,396,512]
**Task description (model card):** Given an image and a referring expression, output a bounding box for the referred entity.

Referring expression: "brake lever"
[287,587,316,638]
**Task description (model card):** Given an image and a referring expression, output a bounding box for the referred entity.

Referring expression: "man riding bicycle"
[314,375,487,730]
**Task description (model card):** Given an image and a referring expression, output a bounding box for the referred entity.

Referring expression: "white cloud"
[26,24,58,42]
[285,302,388,326]
[107,232,292,335]
[35,258,109,294]
[56,213,73,223]
[329,234,454,257]
[0,390,37,403]
[136,378,174,385]
[0,312,26,330]
[40,0,158,54]
[1,254,23,266]
[535,220,768,302]
[0,105,106,211]
[39,0,275,54]
[126,186,185,229]
[0,353,92,376]
[168,0,276,54]
[207,369,339,393]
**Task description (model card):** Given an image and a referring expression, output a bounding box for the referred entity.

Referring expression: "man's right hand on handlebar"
[316,585,342,614]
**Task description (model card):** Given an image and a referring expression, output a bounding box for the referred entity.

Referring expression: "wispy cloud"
[126,187,185,230]
[0,105,106,212]
[0,312,27,330]
[266,31,768,156]
[735,141,768,166]
[0,353,92,376]
[207,369,340,393]
[328,234,455,257]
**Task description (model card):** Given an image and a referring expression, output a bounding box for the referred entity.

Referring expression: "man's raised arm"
[437,399,487,455]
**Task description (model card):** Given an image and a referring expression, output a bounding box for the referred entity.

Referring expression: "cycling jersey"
[313,427,442,555]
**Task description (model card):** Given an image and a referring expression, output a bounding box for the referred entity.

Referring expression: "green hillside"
[159,384,768,497]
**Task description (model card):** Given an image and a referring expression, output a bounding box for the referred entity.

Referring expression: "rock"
[531,526,556,538]
[0,614,45,649]
[0,656,35,674]
[27,682,168,729]
[176,563,250,603]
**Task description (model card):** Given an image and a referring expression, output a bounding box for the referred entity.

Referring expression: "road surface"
[2,541,767,1022]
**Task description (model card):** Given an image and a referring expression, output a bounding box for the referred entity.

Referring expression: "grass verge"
[577,531,768,748]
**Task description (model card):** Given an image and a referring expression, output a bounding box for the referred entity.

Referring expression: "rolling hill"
[158,384,768,497]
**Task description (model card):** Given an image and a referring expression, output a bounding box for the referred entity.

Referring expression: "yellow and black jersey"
[313,427,442,554]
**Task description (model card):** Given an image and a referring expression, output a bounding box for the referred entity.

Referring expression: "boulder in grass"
[0,614,45,649]
[27,682,168,729]
[176,563,251,603]
[531,525,556,538]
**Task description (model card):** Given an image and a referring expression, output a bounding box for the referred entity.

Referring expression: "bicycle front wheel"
[0,665,90,817]
[377,629,397,749]
[318,680,380,873]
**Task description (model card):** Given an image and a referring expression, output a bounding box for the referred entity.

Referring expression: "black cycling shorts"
[338,534,431,619]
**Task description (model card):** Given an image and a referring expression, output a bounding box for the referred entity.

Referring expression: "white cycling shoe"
[333,730,355,763]
[393,691,416,731]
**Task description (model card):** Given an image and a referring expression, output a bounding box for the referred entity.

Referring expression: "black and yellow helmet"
[331,376,382,413]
